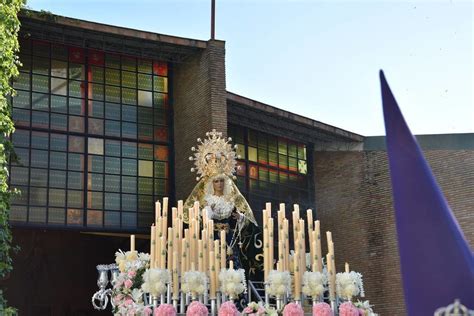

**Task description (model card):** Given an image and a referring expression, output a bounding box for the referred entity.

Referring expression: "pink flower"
[312,302,332,316]
[143,306,153,316]
[155,304,177,316]
[127,308,136,316]
[339,302,359,316]
[186,301,208,316]
[358,308,366,316]
[243,307,254,314]
[123,298,133,307]
[113,293,124,306]
[283,302,304,316]
[115,279,124,288]
[124,279,133,289]
[257,307,265,315]
[218,301,239,316]
[128,270,137,278]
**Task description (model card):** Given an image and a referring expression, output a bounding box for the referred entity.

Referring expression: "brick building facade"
[315,136,474,315]
[3,10,472,315]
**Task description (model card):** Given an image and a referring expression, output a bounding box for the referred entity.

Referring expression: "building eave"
[19,9,210,63]
[227,91,364,143]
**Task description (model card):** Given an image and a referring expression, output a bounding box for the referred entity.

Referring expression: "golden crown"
[189,130,239,181]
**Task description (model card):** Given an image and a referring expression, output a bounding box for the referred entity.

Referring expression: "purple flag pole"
[380,70,474,315]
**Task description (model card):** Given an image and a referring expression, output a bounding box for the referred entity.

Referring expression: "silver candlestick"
[180,292,186,314]
[91,264,115,310]
[331,300,337,315]
[276,297,283,311]
[211,298,217,316]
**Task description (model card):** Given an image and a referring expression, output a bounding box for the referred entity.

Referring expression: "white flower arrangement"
[355,300,378,316]
[141,268,171,297]
[181,270,208,297]
[266,270,291,298]
[219,268,246,298]
[115,250,150,272]
[336,271,365,300]
[264,304,278,316]
[302,271,328,298]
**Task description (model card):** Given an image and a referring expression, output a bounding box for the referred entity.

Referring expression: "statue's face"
[212,178,225,195]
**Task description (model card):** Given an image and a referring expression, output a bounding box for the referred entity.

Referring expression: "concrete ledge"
[364,133,474,151]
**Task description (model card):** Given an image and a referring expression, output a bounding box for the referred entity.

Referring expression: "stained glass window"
[228,124,312,215]
[10,39,172,231]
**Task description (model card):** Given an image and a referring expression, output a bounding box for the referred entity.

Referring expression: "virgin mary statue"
[183,130,258,269]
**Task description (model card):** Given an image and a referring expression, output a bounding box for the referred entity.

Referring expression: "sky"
[26,0,473,136]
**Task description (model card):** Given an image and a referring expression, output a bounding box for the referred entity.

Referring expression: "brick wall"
[314,149,474,315]
[173,40,227,200]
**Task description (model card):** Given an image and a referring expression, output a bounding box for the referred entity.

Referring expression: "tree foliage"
[0,0,25,314]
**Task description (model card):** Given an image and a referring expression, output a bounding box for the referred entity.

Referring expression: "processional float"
[92,130,375,315]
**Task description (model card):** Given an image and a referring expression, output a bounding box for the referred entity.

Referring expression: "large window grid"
[9,39,172,231]
[228,125,313,216]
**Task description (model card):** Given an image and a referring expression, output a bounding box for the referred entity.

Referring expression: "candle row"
[146,198,230,299]
[263,203,347,300]
[131,198,349,302]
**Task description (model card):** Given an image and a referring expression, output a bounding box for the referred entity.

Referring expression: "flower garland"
[302,271,328,299]
[218,301,240,316]
[266,270,291,298]
[219,268,246,299]
[181,270,208,298]
[336,271,365,301]
[141,268,171,297]
[112,250,150,315]
[282,302,304,316]
[242,301,265,316]
[186,301,209,316]
[312,302,332,316]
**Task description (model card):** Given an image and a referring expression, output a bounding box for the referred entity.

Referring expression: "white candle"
[294,252,301,300]
[167,227,173,271]
[214,240,220,289]
[327,253,335,300]
[130,234,135,252]
[265,202,272,219]
[315,221,322,272]
[160,236,166,269]
[172,251,178,299]
[181,238,187,273]
[269,218,274,271]
[210,251,216,299]
[198,239,203,272]
[150,225,156,268]
[220,230,226,271]
[155,201,161,222]
[263,227,269,281]
[162,197,169,216]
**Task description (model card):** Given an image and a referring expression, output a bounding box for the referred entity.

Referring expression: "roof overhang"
[227,91,364,144]
[19,10,208,63]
